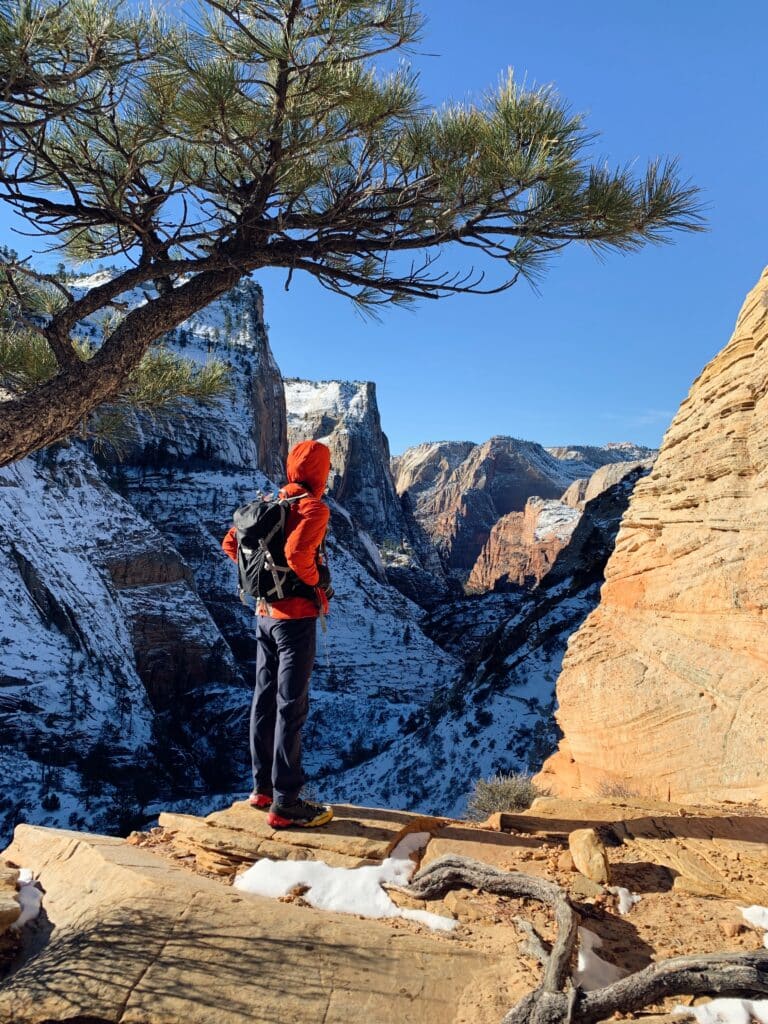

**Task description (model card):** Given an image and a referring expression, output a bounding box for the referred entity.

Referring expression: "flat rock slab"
[0,824,513,1024]
[505,797,768,903]
[160,802,446,872]
[421,823,542,872]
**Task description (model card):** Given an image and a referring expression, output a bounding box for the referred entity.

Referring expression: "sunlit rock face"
[539,269,768,804]
[393,437,655,581]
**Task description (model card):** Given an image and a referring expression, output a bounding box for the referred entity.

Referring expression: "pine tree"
[0,0,704,467]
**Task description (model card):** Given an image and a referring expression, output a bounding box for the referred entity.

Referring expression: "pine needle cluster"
[0,0,705,465]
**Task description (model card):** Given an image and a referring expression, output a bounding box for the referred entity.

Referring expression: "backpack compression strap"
[260,492,306,600]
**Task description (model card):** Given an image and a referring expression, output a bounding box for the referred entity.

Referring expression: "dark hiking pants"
[250,615,317,805]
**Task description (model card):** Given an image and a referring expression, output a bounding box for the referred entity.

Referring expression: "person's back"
[222,440,334,828]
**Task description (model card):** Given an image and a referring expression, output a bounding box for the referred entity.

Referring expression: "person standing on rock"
[221,440,335,829]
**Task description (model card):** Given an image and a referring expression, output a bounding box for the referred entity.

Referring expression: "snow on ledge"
[673,999,768,1023]
[572,927,628,990]
[233,830,456,932]
[12,868,43,930]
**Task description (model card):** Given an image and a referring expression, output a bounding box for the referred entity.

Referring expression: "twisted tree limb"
[406,855,768,1024]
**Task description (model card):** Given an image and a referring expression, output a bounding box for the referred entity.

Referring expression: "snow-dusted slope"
[111,290,461,791]
[323,468,647,816]
[0,446,243,841]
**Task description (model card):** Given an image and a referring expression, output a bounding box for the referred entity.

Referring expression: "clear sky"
[264,0,768,454]
[3,0,767,455]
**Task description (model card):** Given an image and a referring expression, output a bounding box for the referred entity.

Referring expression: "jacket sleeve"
[221,526,238,563]
[284,499,329,586]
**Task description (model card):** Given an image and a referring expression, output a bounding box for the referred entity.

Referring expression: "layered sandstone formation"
[0,810,532,1024]
[466,460,651,593]
[561,459,653,509]
[538,269,768,803]
[4,797,768,1023]
[394,437,656,577]
[394,437,578,573]
[466,498,581,591]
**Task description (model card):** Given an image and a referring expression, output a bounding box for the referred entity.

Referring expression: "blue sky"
[3,0,766,455]
[265,0,768,453]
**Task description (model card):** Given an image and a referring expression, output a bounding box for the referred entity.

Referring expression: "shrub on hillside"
[466,771,542,820]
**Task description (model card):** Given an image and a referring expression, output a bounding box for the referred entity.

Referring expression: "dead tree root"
[406,854,768,1024]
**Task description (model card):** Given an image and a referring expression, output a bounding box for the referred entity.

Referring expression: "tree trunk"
[0,266,241,467]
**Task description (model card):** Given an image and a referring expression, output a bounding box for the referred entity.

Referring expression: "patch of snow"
[531,500,582,542]
[233,830,455,932]
[572,927,628,990]
[741,906,768,931]
[741,906,768,948]
[607,885,641,915]
[357,528,385,573]
[673,999,768,1024]
[12,872,43,930]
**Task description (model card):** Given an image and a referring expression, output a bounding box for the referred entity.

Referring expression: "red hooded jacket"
[222,440,331,620]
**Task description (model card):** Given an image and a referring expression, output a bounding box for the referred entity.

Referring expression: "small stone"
[0,895,21,932]
[557,850,575,872]
[720,919,745,938]
[568,828,611,884]
[569,874,605,900]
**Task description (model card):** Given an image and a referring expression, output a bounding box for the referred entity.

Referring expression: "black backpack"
[232,493,317,603]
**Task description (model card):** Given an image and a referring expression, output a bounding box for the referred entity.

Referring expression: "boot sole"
[267,808,334,829]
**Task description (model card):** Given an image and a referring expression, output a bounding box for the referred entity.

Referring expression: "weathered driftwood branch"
[406,854,768,1024]
[513,916,551,965]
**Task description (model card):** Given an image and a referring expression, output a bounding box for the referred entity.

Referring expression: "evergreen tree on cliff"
[0,0,704,466]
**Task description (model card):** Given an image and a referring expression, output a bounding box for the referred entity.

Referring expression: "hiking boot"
[267,798,333,829]
[248,791,273,810]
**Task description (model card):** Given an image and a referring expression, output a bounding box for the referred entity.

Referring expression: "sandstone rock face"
[466,498,581,592]
[561,459,653,509]
[506,795,768,905]
[538,270,768,804]
[131,278,287,476]
[394,436,656,577]
[467,460,652,592]
[0,822,527,1024]
[0,864,20,932]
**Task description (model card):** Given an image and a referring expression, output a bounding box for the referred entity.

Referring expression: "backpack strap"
[260,493,307,600]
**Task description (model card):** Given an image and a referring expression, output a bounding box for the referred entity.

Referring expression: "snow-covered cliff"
[0,446,243,840]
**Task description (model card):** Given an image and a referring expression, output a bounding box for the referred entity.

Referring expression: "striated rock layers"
[466,499,581,592]
[466,460,651,593]
[538,269,768,804]
[394,437,656,577]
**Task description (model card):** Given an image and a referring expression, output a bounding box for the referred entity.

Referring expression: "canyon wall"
[393,437,655,578]
[538,269,768,804]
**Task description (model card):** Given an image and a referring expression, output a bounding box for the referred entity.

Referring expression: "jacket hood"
[286,440,331,498]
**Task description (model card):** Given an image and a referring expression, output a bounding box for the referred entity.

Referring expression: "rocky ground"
[2,796,767,1023]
